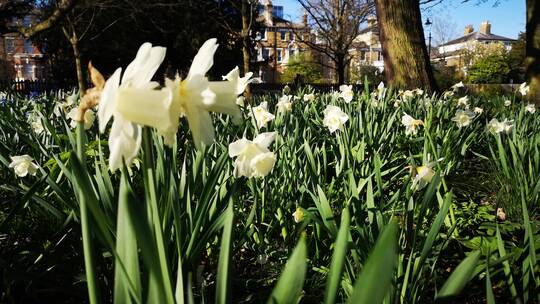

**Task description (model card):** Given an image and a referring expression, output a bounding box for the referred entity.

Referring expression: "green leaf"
[216,201,234,304]
[436,251,481,300]
[349,220,398,304]
[114,170,142,304]
[267,237,307,304]
[324,208,350,304]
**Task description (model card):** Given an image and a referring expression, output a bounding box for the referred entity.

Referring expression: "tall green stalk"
[76,122,101,304]
[141,127,174,303]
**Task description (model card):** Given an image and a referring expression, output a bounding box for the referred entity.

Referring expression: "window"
[256,30,267,41]
[5,38,15,54]
[277,49,283,63]
[261,30,267,40]
[23,64,34,80]
[360,50,367,61]
[24,40,33,53]
[280,30,287,41]
[262,48,270,60]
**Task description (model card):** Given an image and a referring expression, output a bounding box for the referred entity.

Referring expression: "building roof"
[439,31,516,47]
[358,25,378,35]
[255,14,305,29]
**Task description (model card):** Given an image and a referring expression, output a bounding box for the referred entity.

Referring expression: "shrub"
[467,53,512,84]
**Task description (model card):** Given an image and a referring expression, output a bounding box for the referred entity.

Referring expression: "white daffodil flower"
[303,93,315,102]
[250,101,275,129]
[414,88,424,96]
[519,82,529,96]
[402,90,415,99]
[277,95,293,113]
[473,107,483,114]
[339,85,354,103]
[31,119,44,134]
[228,132,277,178]
[9,155,38,177]
[99,42,168,171]
[504,100,511,107]
[377,82,386,100]
[68,107,95,129]
[487,118,513,135]
[222,66,254,95]
[411,154,442,190]
[293,207,304,223]
[525,104,536,114]
[401,113,424,136]
[117,39,241,149]
[452,81,464,90]
[442,91,454,99]
[457,96,469,108]
[452,110,475,128]
[323,105,349,133]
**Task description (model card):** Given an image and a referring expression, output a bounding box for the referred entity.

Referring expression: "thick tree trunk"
[374,0,437,91]
[526,0,540,104]
[336,55,345,85]
[241,0,251,97]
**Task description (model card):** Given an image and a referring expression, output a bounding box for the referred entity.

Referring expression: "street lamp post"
[425,18,433,58]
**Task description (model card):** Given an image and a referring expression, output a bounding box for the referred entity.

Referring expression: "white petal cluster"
[97,39,250,170]
[519,82,529,96]
[525,104,536,114]
[303,93,315,102]
[9,155,38,177]
[451,110,475,128]
[504,100,512,107]
[473,107,483,114]
[457,96,469,108]
[31,119,44,134]
[323,105,348,133]
[228,132,277,178]
[487,118,513,135]
[277,95,293,113]
[98,42,167,171]
[68,108,95,129]
[339,85,354,103]
[250,101,275,129]
[401,113,423,136]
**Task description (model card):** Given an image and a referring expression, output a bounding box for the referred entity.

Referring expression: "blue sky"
[273,0,525,40]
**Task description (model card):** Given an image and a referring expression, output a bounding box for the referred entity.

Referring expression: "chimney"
[479,21,491,35]
[464,25,474,35]
[302,11,308,26]
[264,0,273,26]
[367,15,377,28]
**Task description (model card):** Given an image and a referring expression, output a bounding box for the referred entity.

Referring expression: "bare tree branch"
[20,0,77,37]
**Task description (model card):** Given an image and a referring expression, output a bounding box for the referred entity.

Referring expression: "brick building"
[0,16,46,81]
[252,0,310,83]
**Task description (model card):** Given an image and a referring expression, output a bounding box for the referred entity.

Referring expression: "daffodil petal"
[207,81,241,119]
[99,68,121,132]
[188,38,218,78]
[185,106,215,149]
[116,87,173,133]
[108,117,142,171]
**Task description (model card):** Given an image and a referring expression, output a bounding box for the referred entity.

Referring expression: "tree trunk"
[526,0,540,104]
[336,55,345,85]
[241,0,251,97]
[72,39,86,96]
[374,0,437,91]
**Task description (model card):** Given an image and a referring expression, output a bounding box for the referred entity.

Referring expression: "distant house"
[252,0,310,83]
[0,15,46,81]
[349,16,384,72]
[434,21,516,69]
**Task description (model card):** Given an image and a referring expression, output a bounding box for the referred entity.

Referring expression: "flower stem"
[76,122,101,304]
[142,127,174,303]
